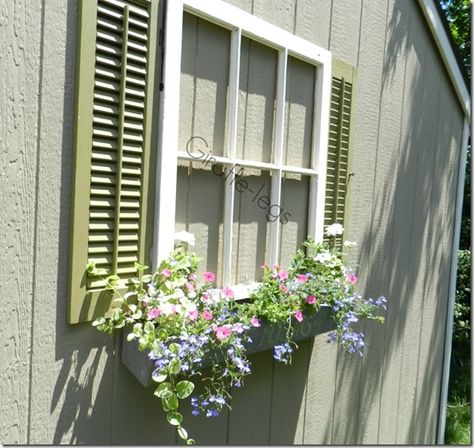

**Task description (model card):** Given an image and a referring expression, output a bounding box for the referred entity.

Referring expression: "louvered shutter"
[68,0,158,324]
[323,59,357,250]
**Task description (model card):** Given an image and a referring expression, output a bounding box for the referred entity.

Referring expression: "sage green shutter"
[323,59,357,250]
[68,0,158,324]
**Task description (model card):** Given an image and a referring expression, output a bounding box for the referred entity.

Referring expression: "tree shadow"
[328,0,463,444]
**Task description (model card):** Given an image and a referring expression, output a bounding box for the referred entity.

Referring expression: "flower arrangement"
[91,224,387,444]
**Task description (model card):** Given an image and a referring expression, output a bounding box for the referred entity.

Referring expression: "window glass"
[231,170,271,284]
[236,37,277,163]
[179,13,230,156]
[175,164,225,283]
[279,174,310,267]
[283,56,315,168]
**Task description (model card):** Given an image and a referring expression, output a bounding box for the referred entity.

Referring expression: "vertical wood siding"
[0,0,465,444]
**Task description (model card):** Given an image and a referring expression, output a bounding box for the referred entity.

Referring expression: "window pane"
[283,56,315,168]
[279,174,310,268]
[179,13,230,156]
[175,164,225,283]
[237,37,277,163]
[231,169,271,284]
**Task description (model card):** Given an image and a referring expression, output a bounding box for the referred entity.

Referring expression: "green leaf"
[129,304,137,313]
[134,261,148,272]
[163,393,179,411]
[124,291,137,301]
[169,343,181,355]
[105,275,120,290]
[166,411,183,426]
[138,337,148,351]
[111,297,124,307]
[158,328,169,339]
[169,358,181,375]
[176,381,194,399]
[152,371,167,383]
[144,321,155,334]
[141,274,152,283]
[177,426,188,440]
[154,382,173,399]
[86,261,97,275]
[186,438,195,445]
[92,317,105,327]
[126,332,136,342]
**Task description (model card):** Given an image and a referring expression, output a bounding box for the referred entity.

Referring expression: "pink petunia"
[278,271,288,281]
[222,286,234,298]
[161,268,172,278]
[188,309,198,321]
[346,274,358,285]
[280,284,288,294]
[203,271,216,282]
[189,273,197,281]
[250,317,261,327]
[215,325,232,340]
[296,274,309,283]
[147,308,161,320]
[201,310,213,321]
[185,282,195,291]
[306,295,317,305]
[294,310,304,322]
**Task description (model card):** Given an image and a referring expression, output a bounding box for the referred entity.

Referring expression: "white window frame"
[152,0,332,289]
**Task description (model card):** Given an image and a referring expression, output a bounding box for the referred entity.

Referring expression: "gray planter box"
[122,306,335,387]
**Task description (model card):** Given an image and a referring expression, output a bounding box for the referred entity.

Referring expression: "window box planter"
[121,306,335,388]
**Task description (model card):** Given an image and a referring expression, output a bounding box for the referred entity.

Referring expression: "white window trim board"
[153,0,332,282]
[151,0,183,267]
[222,28,241,283]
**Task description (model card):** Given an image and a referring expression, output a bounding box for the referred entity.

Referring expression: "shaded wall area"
[0,0,465,444]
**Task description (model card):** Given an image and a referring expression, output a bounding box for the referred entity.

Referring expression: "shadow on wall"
[329,0,462,444]
[50,0,116,444]
[49,0,461,444]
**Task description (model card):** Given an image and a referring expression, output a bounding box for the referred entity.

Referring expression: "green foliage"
[445,395,472,445]
[454,250,471,343]
[91,232,386,443]
[446,250,471,444]
[440,0,471,77]
[460,148,471,250]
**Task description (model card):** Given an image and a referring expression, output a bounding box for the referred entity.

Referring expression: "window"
[152,0,332,290]
[68,0,355,323]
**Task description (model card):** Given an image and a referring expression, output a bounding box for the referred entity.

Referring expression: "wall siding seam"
[391,8,416,442]
[374,0,399,441]
[352,2,389,437]
[355,0,364,68]
[26,0,47,443]
[373,0,412,441]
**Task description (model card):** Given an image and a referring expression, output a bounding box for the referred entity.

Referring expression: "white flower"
[326,223,344,237]
[174,230,196,246]
[343,240,357,248]
[160,302,177,316]
[315,252,332,264]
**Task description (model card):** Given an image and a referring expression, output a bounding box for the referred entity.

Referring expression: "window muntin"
[153,0,332,288]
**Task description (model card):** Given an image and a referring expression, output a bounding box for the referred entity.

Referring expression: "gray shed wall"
[0,0,465,444]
